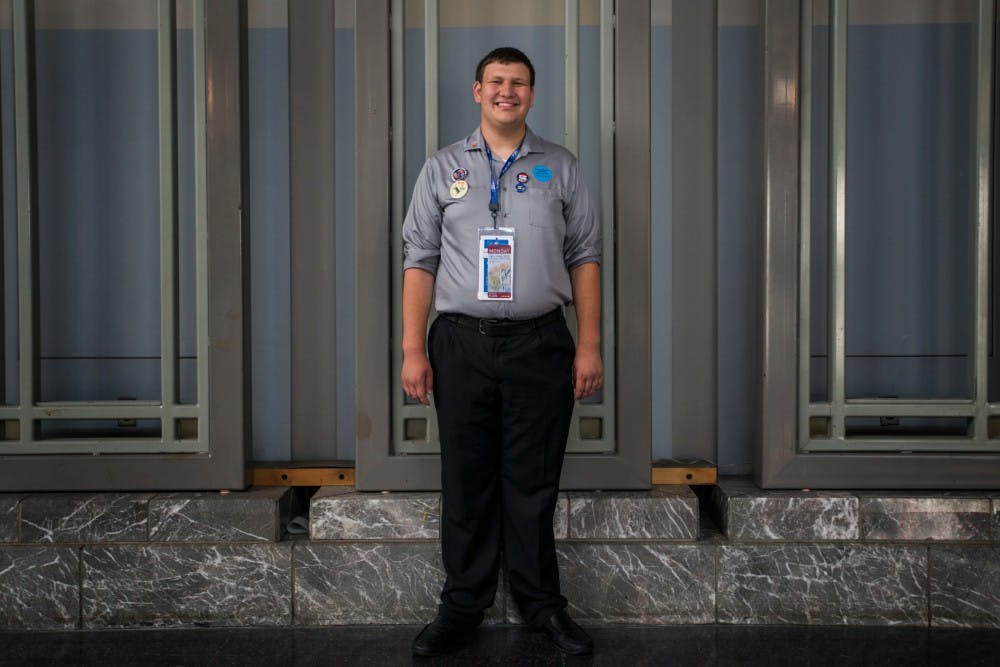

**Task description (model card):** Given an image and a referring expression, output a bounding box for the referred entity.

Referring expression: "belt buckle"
[478,318,501,335]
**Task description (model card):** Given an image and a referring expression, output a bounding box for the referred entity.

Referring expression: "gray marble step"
[11,488,292,544]
[711,479,858,541]
[712,479,999,543]
[309,486,699,541]
[858,493,991,541]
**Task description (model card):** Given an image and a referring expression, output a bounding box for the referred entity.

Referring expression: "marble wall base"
[20,493,151,543]
[713,480,858,541]
[295,542,444,625]
[0,546,79,629]
[930,546,1000,628]
[148,488,291,542]
[310,489,440,540]
[991,495,999,541]
[555,543,715,624]
[719,544,928,626]
[5,482,1000,629]
[860,495,991,542]
[568,488,699,540]
[0,495,19,542]
[83,544,292,628]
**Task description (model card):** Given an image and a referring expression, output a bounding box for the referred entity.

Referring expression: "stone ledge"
[859,494,991,542]
[567,487,699,540]
[149,487,291,542]
[992,495,1000,541]
[309,487,695,542]
[712,480,998,543]
[12,489,293,545]
[310,489,440,540]
[712,479,858,541]
[19,493,152,543]
[0,495,20,542]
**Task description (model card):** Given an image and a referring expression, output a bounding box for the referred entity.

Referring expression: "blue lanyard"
[483,140,521,225]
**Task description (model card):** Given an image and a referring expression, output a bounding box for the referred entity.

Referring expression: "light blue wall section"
[809,23,974,402]
[650,25,672,461]
[248,27,291,459]
[35,29,161,401]
[334,30,356,460]
[2,31,18,405]
[247,26,356,461]
[717,25,763,474]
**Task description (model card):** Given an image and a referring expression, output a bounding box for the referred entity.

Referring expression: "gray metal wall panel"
[248,25,291,460]
[289,1,337,461]
[717,21,764,475]
[672,0,717,462]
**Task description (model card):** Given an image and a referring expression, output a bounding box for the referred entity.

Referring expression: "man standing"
[401,47,603,657]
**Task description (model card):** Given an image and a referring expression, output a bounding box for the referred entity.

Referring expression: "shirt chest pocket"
[526,187,565,232]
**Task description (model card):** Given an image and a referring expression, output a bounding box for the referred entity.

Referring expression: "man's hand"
[573,341,604,400]
[401,267,436,405]
[569,261,602,401]
[401,349,434,405]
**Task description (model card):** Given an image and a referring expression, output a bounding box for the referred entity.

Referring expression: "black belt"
[439,308,563,337]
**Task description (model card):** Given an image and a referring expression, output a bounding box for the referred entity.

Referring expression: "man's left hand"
[573,342,604,400]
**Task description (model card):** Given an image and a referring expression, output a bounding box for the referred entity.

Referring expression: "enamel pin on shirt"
[450,180,469,199]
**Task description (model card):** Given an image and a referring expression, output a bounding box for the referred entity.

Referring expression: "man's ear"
[472,80,483,104]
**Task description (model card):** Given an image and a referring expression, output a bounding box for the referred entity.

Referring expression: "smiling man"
[401,47,602,657]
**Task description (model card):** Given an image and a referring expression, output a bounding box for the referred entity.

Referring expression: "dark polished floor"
[2,625,999,666]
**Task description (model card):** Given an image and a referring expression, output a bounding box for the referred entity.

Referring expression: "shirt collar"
[464,126,543,155]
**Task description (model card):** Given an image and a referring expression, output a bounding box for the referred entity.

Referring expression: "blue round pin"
[515,182,527,193]
[532,165,553,182]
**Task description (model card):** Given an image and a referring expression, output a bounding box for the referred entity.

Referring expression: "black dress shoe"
[412,613,476,657]
[538,609,593,655]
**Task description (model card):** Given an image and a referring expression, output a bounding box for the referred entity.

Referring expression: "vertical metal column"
[193,0,210,431]
[392,0,436,456]
[828,0,847,440]
[598,0,616,449]
[564,0,579,156]
[972,0,994,441]
[671,0,718,460]
[13,0,36,442]
[289,0,338,460]
[159,0,178,443]
[798,0,813,444]
[424,0,438,156]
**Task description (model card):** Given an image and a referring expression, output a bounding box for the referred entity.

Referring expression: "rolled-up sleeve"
[402,159,443,273]
[562,158,602,269]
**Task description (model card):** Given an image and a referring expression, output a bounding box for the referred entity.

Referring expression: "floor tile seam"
[301,537,442,544]
[12,538,289,547]
[718,538,998,546]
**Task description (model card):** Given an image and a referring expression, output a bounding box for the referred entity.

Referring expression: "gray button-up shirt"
[403,126,601,319]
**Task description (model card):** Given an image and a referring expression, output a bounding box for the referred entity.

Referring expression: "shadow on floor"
[2,625,999,666]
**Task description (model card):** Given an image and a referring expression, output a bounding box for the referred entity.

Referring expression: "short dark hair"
[475,47,535,87]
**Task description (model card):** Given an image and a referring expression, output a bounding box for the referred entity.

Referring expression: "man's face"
[473,61,535,132]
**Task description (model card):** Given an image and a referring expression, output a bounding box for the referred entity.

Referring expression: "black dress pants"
[428,313,576,629]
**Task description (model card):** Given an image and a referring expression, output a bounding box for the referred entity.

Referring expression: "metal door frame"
[0,0,250,491]
[356,0,651,490]
[760,0,1000,488]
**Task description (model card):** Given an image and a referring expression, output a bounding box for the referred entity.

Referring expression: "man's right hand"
[401,350,434,405]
